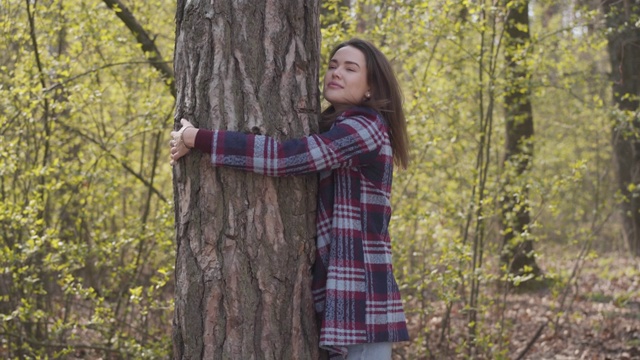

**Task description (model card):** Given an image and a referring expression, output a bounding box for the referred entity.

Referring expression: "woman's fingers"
[170,119,195,166]
[180,118,194,128]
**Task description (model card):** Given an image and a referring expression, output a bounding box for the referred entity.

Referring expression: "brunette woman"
[170,38,410,359]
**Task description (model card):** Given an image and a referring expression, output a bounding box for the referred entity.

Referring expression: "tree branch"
[55,120,169,203]
[0,331,131,358]
[43,60,171,93]
[101,0,176,98]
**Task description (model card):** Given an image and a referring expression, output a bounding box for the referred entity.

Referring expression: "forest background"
[1,0,639,359]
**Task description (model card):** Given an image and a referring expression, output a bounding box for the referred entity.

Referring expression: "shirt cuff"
[194,129,215,154]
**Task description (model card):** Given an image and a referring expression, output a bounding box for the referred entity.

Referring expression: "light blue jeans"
[345,342,392,360]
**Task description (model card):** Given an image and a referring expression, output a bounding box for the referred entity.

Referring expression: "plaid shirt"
[194,106,409,356]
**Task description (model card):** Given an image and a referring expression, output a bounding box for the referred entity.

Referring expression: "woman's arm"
[171,110,388,176]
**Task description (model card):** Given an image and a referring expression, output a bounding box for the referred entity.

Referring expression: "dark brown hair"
[321,38,410,169]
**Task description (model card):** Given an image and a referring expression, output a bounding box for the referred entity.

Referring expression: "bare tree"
[172,1,322,359]
[604,0,640,256]
[500,0,542,276]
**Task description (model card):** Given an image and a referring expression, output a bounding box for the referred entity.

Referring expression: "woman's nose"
[332,68,342,79]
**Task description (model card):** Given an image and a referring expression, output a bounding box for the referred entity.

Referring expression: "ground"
[395,247,640,360]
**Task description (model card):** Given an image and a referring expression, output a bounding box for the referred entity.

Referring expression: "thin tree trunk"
[172,1,321,359]
[604,0,640,256]
[500,0,541,276]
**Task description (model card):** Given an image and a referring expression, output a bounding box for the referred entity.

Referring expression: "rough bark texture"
[604,0,640,257]
[172,1,321,359]
[500,0,541,276]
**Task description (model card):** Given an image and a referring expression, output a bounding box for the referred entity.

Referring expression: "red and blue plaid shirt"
[194,106,409,356]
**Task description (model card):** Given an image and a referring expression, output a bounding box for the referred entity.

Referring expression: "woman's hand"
[170,119,196,166]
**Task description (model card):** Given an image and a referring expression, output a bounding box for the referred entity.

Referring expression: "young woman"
[170,38,410,359]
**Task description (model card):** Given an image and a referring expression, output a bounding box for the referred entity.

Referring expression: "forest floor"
[395,245,640,360]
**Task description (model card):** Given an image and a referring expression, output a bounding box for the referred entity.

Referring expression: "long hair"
[321,38,410,169]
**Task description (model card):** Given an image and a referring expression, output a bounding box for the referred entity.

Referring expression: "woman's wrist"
[182,127,198,149]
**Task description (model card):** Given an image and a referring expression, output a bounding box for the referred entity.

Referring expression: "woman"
[170,38,410,359]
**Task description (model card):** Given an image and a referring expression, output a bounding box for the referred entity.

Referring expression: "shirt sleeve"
[194,112,387,176]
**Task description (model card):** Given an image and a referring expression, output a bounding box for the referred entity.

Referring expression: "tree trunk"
[172,1,321,359]
[500,0,542,276]
[604,0,640,256]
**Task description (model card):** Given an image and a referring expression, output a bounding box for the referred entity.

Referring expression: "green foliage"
[323,0,619,358]
[1,0,175,357]
[0,0,628,358]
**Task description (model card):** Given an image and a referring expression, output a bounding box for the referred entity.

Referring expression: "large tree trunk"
[500,0,542,276]
[172,1,321,359]
[604,0,640,256]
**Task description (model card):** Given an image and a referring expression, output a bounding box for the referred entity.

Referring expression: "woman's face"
[323,46,370,112]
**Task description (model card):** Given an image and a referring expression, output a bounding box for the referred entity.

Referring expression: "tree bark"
[172,1,321,359]
[500,0,542,276]
[604,0,640,257]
